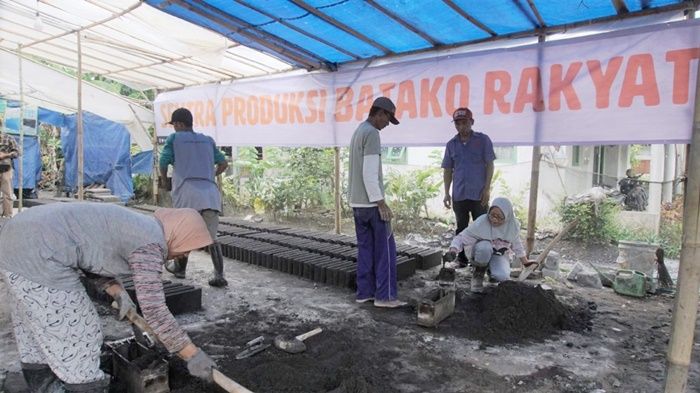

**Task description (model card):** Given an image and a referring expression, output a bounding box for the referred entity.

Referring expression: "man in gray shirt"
[159,108,229,287]
[348,97,406,308]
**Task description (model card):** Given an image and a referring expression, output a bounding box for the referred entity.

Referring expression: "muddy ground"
[1,241,699,392]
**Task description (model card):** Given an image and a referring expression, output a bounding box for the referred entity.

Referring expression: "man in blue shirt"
[159,108,229,287]
[441,107,495,267]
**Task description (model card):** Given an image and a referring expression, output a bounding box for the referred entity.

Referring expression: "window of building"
[381,147,407,164]
[572,146,581,166]
[493,146,516,164]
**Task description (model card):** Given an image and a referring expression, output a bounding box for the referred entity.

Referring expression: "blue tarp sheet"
[131,150,153,175]
[62,112,134,202]
[146,0,687,67]
[10,135,42,190]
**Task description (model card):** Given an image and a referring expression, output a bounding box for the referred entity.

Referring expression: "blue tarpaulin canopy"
[145,0,694,70]
[61,112,134,202]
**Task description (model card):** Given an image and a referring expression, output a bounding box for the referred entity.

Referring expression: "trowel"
[273,327,323,354]
[436,252,456,286]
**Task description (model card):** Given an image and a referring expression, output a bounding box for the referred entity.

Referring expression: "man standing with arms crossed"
[0,132,19,217]
[442,107,495,268]
[159,108,229,287]
[348,97,406,308]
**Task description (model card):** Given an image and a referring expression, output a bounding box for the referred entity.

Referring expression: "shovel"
[518,219,578,281]
[273,327,323,354]
[106,289,253,393]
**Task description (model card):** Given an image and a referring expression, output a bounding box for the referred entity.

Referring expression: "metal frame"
[365,0,440,46]
[235,0,361,61]
[443,0,497,36]
[166,0,327,70]
[289,0,391,54]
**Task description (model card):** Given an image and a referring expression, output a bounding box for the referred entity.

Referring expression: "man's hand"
[480,189,490,207]
[186,349,215,382]
[376,200,393,222]
[443,194,452,209]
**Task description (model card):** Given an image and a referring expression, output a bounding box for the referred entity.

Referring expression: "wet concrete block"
[415,249,442,270]
[397,256,417,281]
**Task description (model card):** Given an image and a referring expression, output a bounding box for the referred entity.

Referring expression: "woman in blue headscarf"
[447,197,532,292]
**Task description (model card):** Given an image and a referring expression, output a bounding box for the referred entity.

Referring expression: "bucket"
[616,240,658,277]
[613,270,647,298]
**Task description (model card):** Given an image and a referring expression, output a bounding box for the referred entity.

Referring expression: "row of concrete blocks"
[217,235,416,289]
[218,222,442,270]
[81,276,202,315]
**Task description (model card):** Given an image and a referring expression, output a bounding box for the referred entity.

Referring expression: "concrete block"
[544,251,560,270]
[542,267,561,280]
[567,262,584,281]
[576,271,603,289]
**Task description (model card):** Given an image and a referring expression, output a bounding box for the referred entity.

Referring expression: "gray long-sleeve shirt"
[0,202,166,291]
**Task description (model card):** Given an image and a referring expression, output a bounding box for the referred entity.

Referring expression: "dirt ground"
[1,232,699,392]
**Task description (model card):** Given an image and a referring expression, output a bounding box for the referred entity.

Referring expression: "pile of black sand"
[437,281,594,345]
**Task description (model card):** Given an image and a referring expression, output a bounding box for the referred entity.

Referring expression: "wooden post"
[76,32,84,200]
[17,45,24,212]
[663,24,700,393]
[153,132,159,205]
[525,34,545,256]
[128,105,158,204]
[334,147,341,234]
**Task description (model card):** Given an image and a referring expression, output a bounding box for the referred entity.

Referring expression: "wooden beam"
[289,0,391,54]
[235,0,360,60]
[22,1,143,49]
[526,0,547,28]
[442,0,497,37]
[166,0,324,70]
[611,0,630,15]
[77,32,84,201]
[365,0,440,45]
[17,45,24,212]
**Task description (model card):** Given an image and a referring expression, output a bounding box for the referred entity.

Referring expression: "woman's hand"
[104,283,137,320]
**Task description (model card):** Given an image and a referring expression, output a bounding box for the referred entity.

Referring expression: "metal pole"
[77,33,84,200]
[152,131,159,205]
[663,18,700,392]
[334,147,341,234]
[17,45,24,212]
[525,34,546,256]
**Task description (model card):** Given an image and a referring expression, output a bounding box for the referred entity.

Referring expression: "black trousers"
[453,199,488,262]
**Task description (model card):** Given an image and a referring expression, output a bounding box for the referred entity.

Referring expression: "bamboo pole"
[17,45,24,212]
[128,105,158,204]
[77,33,84,200]
[663,19,700,392]
[334,147,341,234]
[525,34,545,256]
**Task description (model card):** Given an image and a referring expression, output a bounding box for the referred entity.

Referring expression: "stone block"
[576,271,603,289]
[567,262,584,281]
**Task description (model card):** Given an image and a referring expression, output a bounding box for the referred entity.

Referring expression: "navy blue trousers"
[353,207,398,301]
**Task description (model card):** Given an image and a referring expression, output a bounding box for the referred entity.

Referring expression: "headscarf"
[153,208,213,257]
[464,197,521,243]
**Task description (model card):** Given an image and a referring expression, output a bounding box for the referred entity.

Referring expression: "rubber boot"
[165,255,188,279]
[208,243,228,287]
[471,266,487,293]
[21,363,61,392]
[64,376,110,393]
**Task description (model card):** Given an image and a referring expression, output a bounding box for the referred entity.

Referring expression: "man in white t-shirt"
[347,97,406,308]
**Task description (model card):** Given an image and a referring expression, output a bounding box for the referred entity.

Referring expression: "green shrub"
[385,167,442,224]
[559,198,620,243]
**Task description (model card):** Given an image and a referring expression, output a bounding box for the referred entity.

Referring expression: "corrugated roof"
[145,0,696,70]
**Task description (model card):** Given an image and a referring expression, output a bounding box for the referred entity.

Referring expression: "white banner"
[155,19,700,147]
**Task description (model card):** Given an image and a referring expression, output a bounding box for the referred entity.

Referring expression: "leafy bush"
[559,198,621,243]
[221,147,342,218]
[385,167,442,225]
[132,174,152,201]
